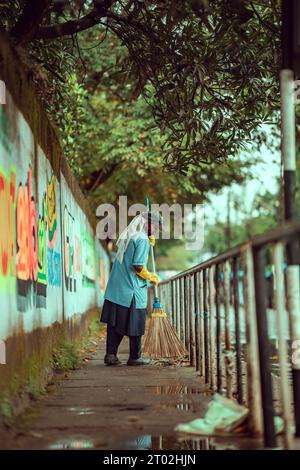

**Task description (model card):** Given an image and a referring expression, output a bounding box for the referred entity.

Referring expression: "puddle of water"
[112,434,261,450]
[145,384,204,412]
[156,402,194,411]
[49,434,259,451]
[112,434,218,450]
[162,436,217,450]
[147,385,202,395]
[68,407,95,416]
[49,437,94,449]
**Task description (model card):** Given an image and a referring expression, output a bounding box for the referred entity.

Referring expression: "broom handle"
[150,244,158,297]
[145,196,159,297]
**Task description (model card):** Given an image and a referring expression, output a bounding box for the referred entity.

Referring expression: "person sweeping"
[100,211,162,366]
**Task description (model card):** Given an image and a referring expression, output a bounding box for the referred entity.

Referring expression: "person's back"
[104,230,150,309]
[100,211,162,366]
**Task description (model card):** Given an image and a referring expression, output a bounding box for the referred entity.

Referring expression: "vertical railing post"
[286,258,300,437]
[223,261,233,398]
[168,282,172,322]
[165,284,169,314]
[233,257,243,404]
[209,266,217,390]
[199,270,205,376]
[166,283,169,314]
[172,279,177,330]
[194,272,200,372]
[273,242,294,449]
[215,264,222,393]
[189,274,196,367]
[203,269,209,383]
[253,246,276,448]
[241,244,263,437]
[184,276,190,355]
[164,283,166,314]
[280,12,300,435]
[176,278,181,337]
[180,276,185,344]
[169,282,172,320]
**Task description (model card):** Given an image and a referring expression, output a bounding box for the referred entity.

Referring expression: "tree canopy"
[0,0,281,211]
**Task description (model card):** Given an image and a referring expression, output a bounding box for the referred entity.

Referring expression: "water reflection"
[148,385,201,395]
[68,407,95,416]
[117,435,152,450]
[49,437,94,449]
[151,436,216,450]
[113,435,216,450]
[156,402,193,410]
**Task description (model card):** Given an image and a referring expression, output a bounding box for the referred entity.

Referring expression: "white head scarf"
[115,211,162,264]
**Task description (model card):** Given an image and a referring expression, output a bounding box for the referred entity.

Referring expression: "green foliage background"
[0,1,284,268]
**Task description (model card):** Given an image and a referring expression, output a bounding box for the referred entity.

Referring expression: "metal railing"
[155,220,300,449]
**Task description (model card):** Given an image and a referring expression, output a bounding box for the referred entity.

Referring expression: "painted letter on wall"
[0,167,16,292]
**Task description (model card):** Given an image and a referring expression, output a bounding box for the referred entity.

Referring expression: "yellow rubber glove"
[136,266,160,286]
[148,235,155,247]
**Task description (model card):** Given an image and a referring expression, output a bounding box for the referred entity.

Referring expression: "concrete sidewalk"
[1,335,214,450]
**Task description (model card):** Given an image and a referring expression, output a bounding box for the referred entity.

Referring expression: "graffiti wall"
[61,175,98,318]
[0,90,109,343]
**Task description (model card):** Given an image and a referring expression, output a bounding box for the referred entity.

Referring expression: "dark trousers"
[106,325,142,359]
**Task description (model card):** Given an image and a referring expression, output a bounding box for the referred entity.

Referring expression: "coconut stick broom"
[142,197,188,359]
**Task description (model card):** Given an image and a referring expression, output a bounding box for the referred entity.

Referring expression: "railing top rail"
[159,219,300,284]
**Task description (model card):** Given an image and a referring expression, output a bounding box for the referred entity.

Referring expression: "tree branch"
[34,0,114,40]
[106,12,161,42]
[82,163,118,192]
[11,0,52,43]
[250,2,278,34]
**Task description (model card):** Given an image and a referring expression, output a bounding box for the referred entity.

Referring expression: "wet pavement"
[0,335,264,450]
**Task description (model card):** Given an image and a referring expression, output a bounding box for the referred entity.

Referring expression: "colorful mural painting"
[63,204,77,292]
[0,166,16,293]
[37,193,47,288]
[0,38,112,405]
[47,175,61,287]
[81,228,96,288]
[0,88,109,343]
[47,174,57,248]
[16,166,38,284]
